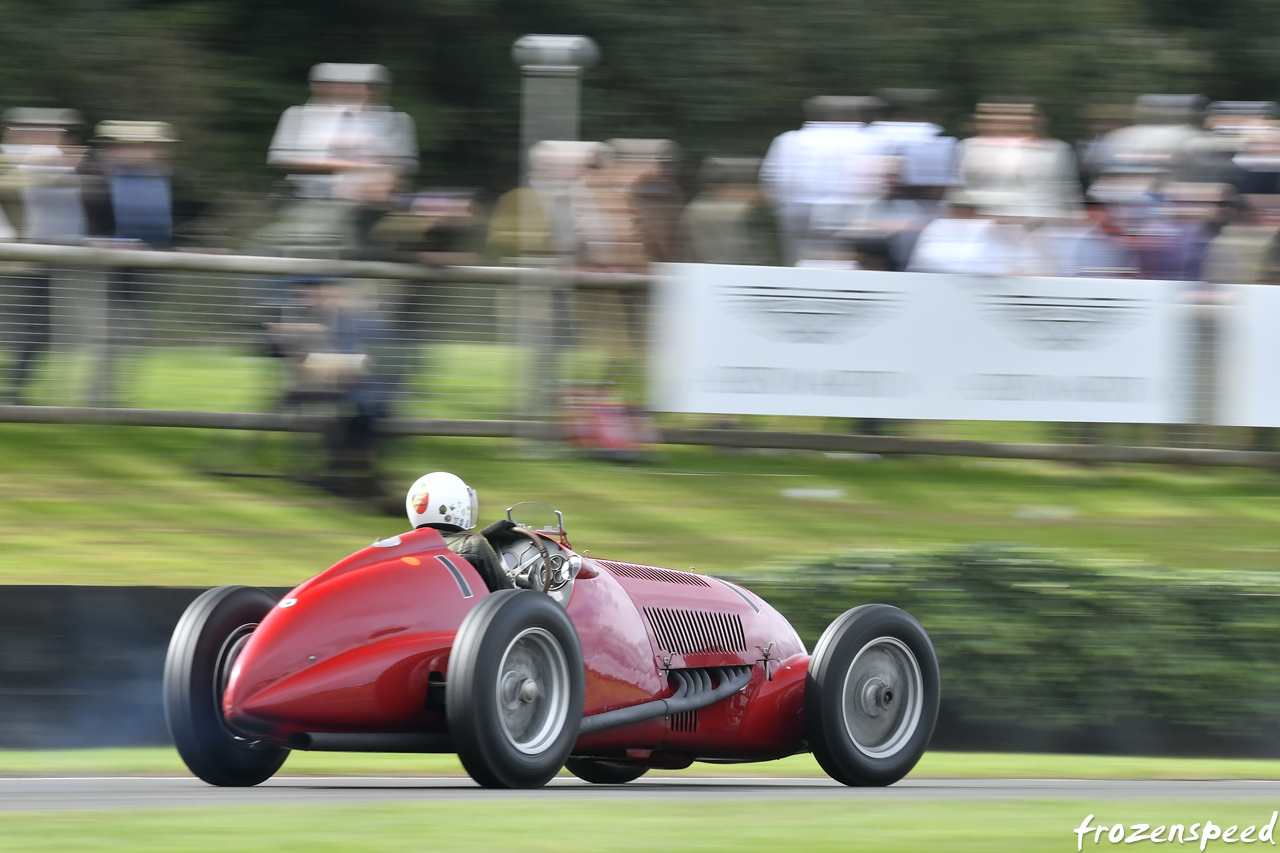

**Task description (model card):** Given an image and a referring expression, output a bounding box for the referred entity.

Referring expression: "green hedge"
[732,548,1280,744]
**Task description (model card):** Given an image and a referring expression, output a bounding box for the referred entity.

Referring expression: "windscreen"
[506,501,564,535]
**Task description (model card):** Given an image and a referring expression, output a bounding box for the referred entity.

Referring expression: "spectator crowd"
[5,64,1280,483]
[3,73,1279,287]
[5,67,1280,409]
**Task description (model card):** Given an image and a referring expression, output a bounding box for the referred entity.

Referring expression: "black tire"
[163,586,289,786]
[805,604,939,787]
[447,590,585,788]
[565,758,649,784]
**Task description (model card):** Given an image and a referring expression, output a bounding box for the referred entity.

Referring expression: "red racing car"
[164,499,940,789]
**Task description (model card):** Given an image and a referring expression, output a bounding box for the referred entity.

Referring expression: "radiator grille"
[599,561,711,586]
[643,607,746,655]
[668,710,698,733]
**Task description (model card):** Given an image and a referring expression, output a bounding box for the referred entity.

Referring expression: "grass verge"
[2,799,1277,851]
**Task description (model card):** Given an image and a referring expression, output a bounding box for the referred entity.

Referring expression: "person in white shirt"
[958,101,1082,223]
[908,189,1051,276]
[870,89,960,209]
[761,95,890,265]
[268,63,418,203]
[0,108,89,403]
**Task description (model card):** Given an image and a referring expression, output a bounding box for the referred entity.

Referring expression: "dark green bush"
[732,547,1280,741]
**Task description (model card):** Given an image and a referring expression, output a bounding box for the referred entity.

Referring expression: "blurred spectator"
[908,189,1048,275]
[255,64,417,487]
[81,121,179,406]
[266,276,391,496]
[260,63,417,259]
[1131,182,1235,281]
[1076,103,1133,188]
[958,100,1082,221]
[585,138,684,269]
[1231,114,1280,196]
[268,63,417,202]
[1204,194,1280,285]
[840,158,933,270]
[1191,101,1280,194]
[575,139,685,353]
[486,140,607,263]
[1034,193,1139,278]
[760,95,889,265]
[1092,94,1207,187]
[0,108,88,243]
[367,189,483,265]
[0,108,88,404]
[86,121,177,250]
[680,157,781,265]
[871,89,960,205]
[368,189,484,392]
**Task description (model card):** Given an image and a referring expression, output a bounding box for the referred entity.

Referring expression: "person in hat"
[0,108,89,403]
[86,121,177,249]
[760,96,891,265]
[907,188,1049,275]
[81,121,179,405]
[680,156,781,266]
[268,63,417,204]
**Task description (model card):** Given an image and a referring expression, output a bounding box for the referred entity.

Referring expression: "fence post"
[510,35,599,422]
[511,35,599,186]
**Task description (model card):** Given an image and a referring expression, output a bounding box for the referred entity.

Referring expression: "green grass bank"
[6,423,1280,585]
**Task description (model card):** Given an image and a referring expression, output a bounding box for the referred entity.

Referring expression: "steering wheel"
[510,526,555,593]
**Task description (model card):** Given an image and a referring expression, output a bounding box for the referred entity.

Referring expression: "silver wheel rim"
[496,627,570,755]
[841,636,923,759]
[213,624,262,747]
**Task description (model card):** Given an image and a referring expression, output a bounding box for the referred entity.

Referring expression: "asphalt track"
[4,777,1280,811]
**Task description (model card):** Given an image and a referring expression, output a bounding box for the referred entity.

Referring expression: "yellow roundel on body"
[401,556,421,566]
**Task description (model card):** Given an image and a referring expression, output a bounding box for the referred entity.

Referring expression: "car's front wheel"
[805,604,939,786]
[163,585,289,786]
[447,590,585,788]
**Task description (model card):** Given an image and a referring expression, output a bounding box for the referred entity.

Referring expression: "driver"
[405,472,513,592]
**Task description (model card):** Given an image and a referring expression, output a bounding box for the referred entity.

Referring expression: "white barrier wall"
[651,264,1189,423]
[1217,285,1280,427]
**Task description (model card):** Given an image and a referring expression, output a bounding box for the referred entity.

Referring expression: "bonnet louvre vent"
[643,607,746,655]
[599,561,710,586]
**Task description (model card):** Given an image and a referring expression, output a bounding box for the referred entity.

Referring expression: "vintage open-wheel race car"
[164,498,940,789]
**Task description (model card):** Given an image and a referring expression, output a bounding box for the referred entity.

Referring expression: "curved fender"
[224,528,485,737]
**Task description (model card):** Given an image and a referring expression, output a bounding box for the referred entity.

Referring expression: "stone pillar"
[510,35,599,422]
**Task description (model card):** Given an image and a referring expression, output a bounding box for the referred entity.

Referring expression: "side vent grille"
[598,561,711,586]
[668,710,698,733]
[643,607,746,655]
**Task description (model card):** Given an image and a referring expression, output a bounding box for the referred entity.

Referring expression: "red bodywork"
[223,527,810,765]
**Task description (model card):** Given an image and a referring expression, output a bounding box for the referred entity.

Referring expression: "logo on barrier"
[719,282,907,344]
[975,289,1149,351]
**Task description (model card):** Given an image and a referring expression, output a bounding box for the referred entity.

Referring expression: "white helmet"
[405,472,478,530]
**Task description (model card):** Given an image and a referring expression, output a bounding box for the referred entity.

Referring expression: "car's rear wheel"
[163,586,289,786]
[805,604,939,786]
[447,590,585,788]
[565,758,649,784]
